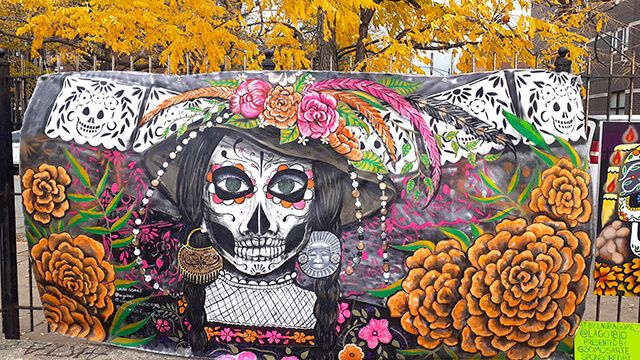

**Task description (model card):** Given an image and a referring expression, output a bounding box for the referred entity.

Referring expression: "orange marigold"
[452,216,590,360]
[387,240,469,349]
[22,164,71,224]
[529,158,591,227]
[31,233,116,322]
[594,262,624,296]
[39,284,106,341]
[338,344,364,360]
[259,85,302,129]
[622,259,640,295]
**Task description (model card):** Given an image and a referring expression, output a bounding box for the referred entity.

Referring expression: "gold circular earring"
[177,227,223,284]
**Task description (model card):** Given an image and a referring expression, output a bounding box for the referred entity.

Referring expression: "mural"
[595,121,640,296]
[21,70,591,360]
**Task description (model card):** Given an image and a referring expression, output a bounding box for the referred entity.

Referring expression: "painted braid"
[305,79,441,204]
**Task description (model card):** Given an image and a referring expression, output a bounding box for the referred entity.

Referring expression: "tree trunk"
[314,8,338,71]
[355,8,376,67]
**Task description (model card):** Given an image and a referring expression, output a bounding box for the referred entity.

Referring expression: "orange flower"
[595,262,624,296]
[292,331,314,344]
[327,122,363,161]
[259,85,302,129]
[31,233,115,322]
[22,164,71,224]
[178,297,188,314]
[387,240,468,349]
[453,216,590,360]
[338,344,364,360]
[623,259,640,294]
[239,329,258,343]
[205,326,216,340]
[39,284,106,341]
[529,158,591,227]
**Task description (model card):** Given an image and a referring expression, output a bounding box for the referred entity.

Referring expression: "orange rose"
[327,122,363,161]
[40,284,106,341]
[31,233,115,322]
[529,158,591,227]
[22,164,71,224]
[452,216,590,360]
[259,85,302,129]
[387,240,468,349]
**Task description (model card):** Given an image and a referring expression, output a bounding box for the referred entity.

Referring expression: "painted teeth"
[234,237,285,261]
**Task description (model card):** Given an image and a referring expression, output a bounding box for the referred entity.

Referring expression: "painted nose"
[247,204,270,235]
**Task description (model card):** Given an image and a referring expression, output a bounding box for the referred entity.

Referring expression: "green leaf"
[469,194,506,204]
[420,154,431,168]
[114,279,139,290]
[517,175,536,205]
[301,350,309,360]
[105,189,124,215]
[337,103,370,136]
[413,188,421,202]
[491,353,506,360]
[228,344,239,354]
[279,127,299,144]
[176,123,188,138]
[78,210,104,219]
[205,79,239,87]
[202,112,212,124]
[351,91,386,110]
[25,215,42,238]
[484,151,503,161]
[424,177,434,195]
[110,335,156,347]
[160,126,171,139]
[115,315,152,337]
[67,193,95,202]
[96,162,110,198]
[469,354,482,360]
[114,261,137,273]
[557,339,573,355]
[400,163,413,175]
[365,278,403,298]
[26,231,36,245]
[227,115,259,129]
[402,143,412,157]
[502,109,551,152]
[391,340,401,348]
[435,134,443,148]
[434,355,441,360]
[112,234,135,249]
[110,205,134,232]
[64,149,90,188]
[464,139,481,150]
[529,145,558,167]
[452,141,460,155]
[351,151,388,173]
[436,226,471,251]
[390,240,436,252]
[444,131,459,141]
[67,213,86,227]
[478,169,503,194]
[506,165,521,195]
[186,106,202,112]
[397,348,431,355]
[470,223,483,239]
[352,309,362,317]
[109,296,151,335]
[294,73,313,92]
[444,346,458,360]
[57,220,64,233]
[468,152,477,167]
[376,77,423,96]
[407,179,416,192]
[481,207,517,223]
[81,226,111,235]
[552,134,581,169]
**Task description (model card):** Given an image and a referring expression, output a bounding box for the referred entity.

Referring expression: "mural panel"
[21,70,591,360]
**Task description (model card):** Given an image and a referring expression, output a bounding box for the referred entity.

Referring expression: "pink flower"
[357,318,392,349]
[218,351,257,360]
[338,302,351,324]
[297,92,340,139]
[219,328,234,342]
[155,318,170,333]
[265,330,284,344]
[281,357,299,360]
[230,79,271,118]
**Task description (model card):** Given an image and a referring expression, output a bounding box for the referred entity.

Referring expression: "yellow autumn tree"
[3,0,609,74]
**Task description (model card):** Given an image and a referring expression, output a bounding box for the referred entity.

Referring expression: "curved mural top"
[20,69,591,360]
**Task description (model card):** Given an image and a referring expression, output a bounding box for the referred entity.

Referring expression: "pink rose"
[230,79,271,118]
[297,92,340,139]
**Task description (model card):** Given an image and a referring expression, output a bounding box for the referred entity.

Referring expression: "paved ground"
[0,175,635,359]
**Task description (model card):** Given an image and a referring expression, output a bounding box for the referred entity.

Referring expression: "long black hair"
[175,129,344,358]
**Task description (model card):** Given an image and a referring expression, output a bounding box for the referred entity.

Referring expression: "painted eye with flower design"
[207,164,255,203]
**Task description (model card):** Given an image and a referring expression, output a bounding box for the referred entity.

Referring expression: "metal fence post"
[0,49,20,339]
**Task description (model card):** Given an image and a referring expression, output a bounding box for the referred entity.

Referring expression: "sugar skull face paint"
[203,135,315,275]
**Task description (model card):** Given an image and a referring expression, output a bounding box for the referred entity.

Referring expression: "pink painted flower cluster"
[229,79,340,140]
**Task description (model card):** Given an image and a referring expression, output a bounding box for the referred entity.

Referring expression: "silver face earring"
[298,231,342,278]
